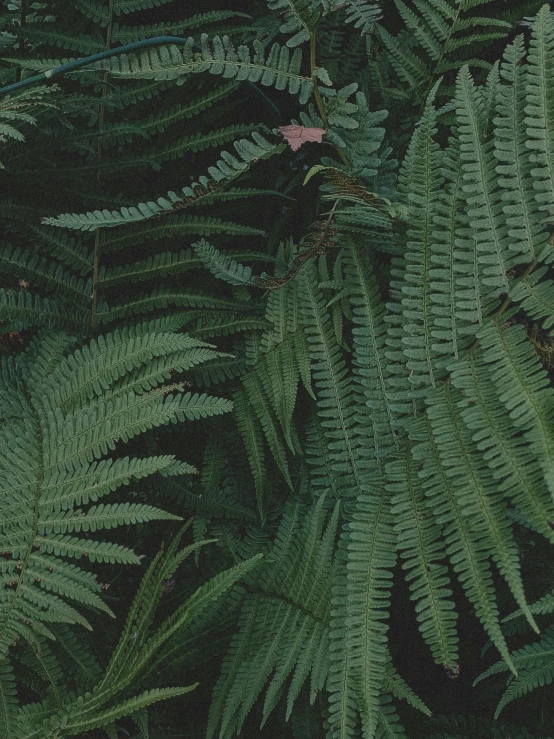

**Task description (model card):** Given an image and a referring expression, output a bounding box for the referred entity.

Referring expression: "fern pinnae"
[111,11,251,43]
[476,320,554,494]
[299,261,361,497]
[233,386,270,519]
[195,240,256,287]
[509,268,554,329]
[0,289,86,333]
[12,225,92,276]
[525,5,554,217]
[374,693,406,739]
[449,346,554,545]
[98,216,266,253]
[23,557,113,615]
[43,133,285,232]
[39,455,177,511]
[375,24,429,89]
[494,35,549,263]
[48,327,220,411]
[389,453,459,669]
[488,625,554,718]
[147,124,265,163]
[19,637,65,707]
[96,287,255,324]
[38,502,181,535]
[0,661,18,739]
[426,383,536,640]
[0,244,92,307]
[128,80,239,134]
[340,487,396,739]
[242,371,294,488]
[410,416,513,671]
[391,81,445,397]
[382,661,431,717]
[97,250,200,287]
[455,65,513,298]
[344,242,397,460]
[92,35,314,102]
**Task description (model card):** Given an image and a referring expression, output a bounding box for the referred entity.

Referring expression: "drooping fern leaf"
[0,322,231,657]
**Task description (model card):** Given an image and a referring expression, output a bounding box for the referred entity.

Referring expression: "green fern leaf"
[0,661,17,739]
[92,35,314,102]
[195,239,256,286]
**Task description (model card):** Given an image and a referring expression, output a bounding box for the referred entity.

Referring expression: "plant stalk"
[309,33,350,168]
[91,0,114,329]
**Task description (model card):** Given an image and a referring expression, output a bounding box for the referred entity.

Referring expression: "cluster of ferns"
[1,0,554,736]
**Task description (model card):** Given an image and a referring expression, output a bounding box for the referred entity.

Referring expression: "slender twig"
[309,34,350,168]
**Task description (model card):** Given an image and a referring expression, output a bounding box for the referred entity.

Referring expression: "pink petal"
[279,125,326,151]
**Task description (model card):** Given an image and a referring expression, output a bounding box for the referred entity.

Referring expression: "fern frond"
[494,35,549,264]
[43,133,284,231]
[299,261,362,497]
[376,0,512,95]
[93,35,314,103]
[328,488,396,739]
[96,286,255,324]
[0,661,17,739]
[389,82,445,397]
[14,26,104,54]
[525,5,554,216]
[195,240,256,286]
[389,455,458,669]
[476,320,554,496]
[0,327,231,658]
[267,0,319,47]
[0,288,86,332]
[0,244,91,305]
[16,531,259,738]
[111,11,251,42]
[342,0,381,35]
[449,345,554,543]
[455,66,517,297]
[208,498,336,739]
[410,416,513,671]
[425,383,535,645]
[233,386,269,516]
[344,242,397,459]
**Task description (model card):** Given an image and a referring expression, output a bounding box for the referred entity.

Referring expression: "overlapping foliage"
[1,1,554,737]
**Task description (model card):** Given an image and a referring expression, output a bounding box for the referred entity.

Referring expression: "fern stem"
[16,0,28,83]
[309,33,350,168]
[91,0,114,330]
